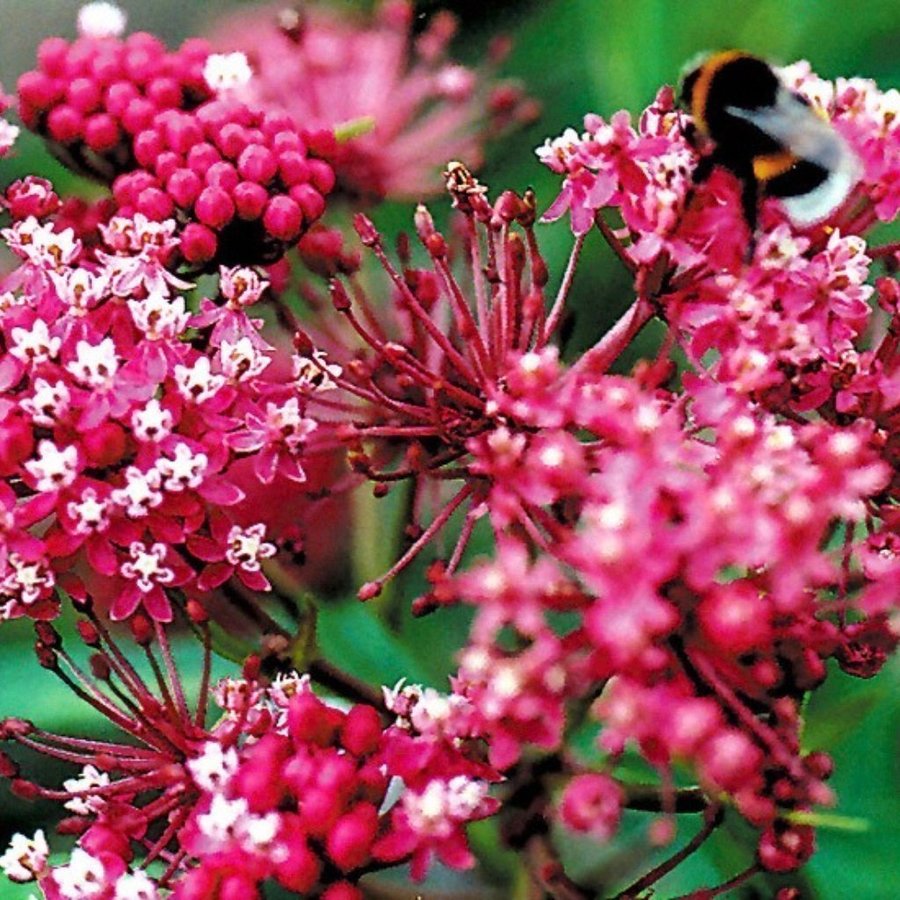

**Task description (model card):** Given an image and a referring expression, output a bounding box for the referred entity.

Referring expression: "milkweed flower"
[17,10,335,269]
[0,84,19,156]
[0,201,335,625]
[300,80,898,877]
[1,616,499,895]
[209,0,538,200]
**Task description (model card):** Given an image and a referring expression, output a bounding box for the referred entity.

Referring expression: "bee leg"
[681,154,716,222]
[691,154,716,186]
[739,175,759,263]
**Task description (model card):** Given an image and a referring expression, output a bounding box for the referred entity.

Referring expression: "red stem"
[612,804,723,899]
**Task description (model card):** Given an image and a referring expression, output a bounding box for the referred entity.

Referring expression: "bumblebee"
[680,51,860,233]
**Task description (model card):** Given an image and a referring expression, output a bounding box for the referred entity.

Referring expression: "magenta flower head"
[2,615,499,896]
[17,8,335,269]
[208,0,538,201]
[0,198,335,626]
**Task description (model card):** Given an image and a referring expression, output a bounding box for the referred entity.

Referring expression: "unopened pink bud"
[263,195,303,241]
[238,144,278,184]
[167,168,202,207]
[195,186,235,229]
[326,802,379,871]
[180,223,218,263]
[47,104,84,143]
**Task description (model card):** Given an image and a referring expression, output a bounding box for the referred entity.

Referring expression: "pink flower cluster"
[437,371,893,854]
[539,67,900,256]
[0,196,335,624]
[0,5,898,894]
[209,0,538,200]
[17,22,335,268]
[294,135,898,876]
[0,613,498,897]
[18,30,213,167]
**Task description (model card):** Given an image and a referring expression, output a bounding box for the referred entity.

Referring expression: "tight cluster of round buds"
[115,99,336,266]
[17,31,213,172]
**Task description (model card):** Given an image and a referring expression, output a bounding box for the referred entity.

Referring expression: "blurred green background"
[0,1,898,898]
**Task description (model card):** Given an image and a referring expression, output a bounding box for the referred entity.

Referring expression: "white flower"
[67,488,110,535]
[197,793,248,847]
[113,870,158,900]
[131,399,174,443]
[24,440,79,492]
[128,292,190,340]
[403,776,489,837]
[10,319,61,365]
[66,338,119,388]
[20,378,71,426]
[63,765,110,816]
[48,268,108,314]
[52,847,106,898]
[155,443,208,492]
[174,357,225,404]
[268,672,310,708]
[0,553,55,607]
[220,337,271,381]
[120,542,174,593]
[293,348,342,393]
[0,119,20,156]
[203,53,253,94]
[264,398,317,451]
[77,2,127,39]
[0,829,49,883]
[225,523,276,572]
[110,466,163,518]
[219,265,269,307]
[187,742,239,792]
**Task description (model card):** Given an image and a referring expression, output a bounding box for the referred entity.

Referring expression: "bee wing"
[727,90,841,160]
[727,89,861,225]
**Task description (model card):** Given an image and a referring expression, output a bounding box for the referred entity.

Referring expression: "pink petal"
[254,445,280,484]
[238,568,270,592]
[198,477,244,505]
[86,537,119,577]
[197,562,233,591]
[110,583,142,621]
[186,534,224,563]
[141,585,173,623]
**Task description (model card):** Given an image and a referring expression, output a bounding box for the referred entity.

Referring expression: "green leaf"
[317,599,430,687]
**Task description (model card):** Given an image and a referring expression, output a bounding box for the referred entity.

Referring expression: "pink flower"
[208,1,537,200]
[187,514,277,592]
[226,397,318,483]
[113,539,192,621]
[17,18,334,269]
[559,774,624,842]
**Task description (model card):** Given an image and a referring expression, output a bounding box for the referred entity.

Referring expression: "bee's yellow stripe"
[752,151,797,183]
[691,50,750,135]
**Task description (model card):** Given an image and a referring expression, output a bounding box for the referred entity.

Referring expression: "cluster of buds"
[0,199,342,623]
[16,13,335,268]
[116,97,336,266]
[0,609,499,897]
[209,0,539,200]
[18,25,212,170]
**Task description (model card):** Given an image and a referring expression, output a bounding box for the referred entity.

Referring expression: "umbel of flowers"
[16,9,335,267]
[208,0,539,201]
[0,2,898,899]
[0,606,498,898]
